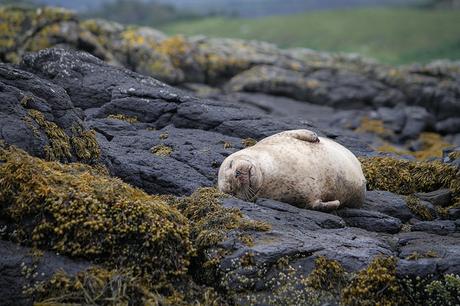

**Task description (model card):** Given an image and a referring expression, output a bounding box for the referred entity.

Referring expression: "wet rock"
[362,190,415,222]
[414,189,452,207]
[397,231,460,277]
[400,106,435,140]
[436,117,460,134]
[336,208,402,234]
[0,63,98,162]
[411,220,458,236]
[19,48,375,195]
[0,240,90,306]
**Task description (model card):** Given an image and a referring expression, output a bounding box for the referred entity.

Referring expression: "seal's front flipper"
[310,199,340,212]
[284,129,319,143]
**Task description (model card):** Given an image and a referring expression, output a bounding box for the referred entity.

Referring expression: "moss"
[151,144,173,157]
[355,117,393,137]
[169,187,270,251]
[0,146,192,281]
[405,195,434,221]
[342,256,402,306]
[107,114,138,124]
[306,256,346,291]
[27,109,72,161]
[360,157,460,208]
[241,138,257,148]
[405,250,438,261]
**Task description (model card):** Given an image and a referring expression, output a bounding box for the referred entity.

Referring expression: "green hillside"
[159,8,460,65]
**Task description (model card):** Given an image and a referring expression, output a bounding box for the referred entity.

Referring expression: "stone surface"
[0,47,459,304]
[411,220,458,236]
[0,240,90,306]
[336,208,402,234]
[362,190,415,222]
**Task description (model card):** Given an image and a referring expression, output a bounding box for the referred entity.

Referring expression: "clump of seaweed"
[151,144,173,157]
[0,145,192,282]
[169,187,270,250]
[28,109,72,161]
[412,132,452,160]
[33,266,225,305]
[25,110,100,162]
[355,117,393,137]
[306,256,346,291]
[405,195,435,221]
[342,256,401,306]
[405,250,438,261]
[241,138,257,148]
[360,157,460,208]
[107,114,138,124]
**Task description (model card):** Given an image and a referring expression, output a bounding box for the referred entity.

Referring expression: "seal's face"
[218,156,262,201]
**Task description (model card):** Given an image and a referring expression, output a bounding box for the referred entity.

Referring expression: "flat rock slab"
[336,208,402,234]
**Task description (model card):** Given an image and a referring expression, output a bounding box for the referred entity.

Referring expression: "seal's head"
[218,155,263,201]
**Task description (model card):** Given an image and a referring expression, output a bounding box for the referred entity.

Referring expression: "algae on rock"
[0,145,192,281]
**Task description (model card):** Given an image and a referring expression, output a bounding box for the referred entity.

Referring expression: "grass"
[159,8,460,65]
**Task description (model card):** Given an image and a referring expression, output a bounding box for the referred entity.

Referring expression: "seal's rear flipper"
[310,199,340,212]
[275,130,320,143]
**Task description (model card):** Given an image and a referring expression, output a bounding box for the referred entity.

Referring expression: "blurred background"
[1,0,459,65]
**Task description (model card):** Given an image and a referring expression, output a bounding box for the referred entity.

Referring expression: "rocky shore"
[0,6,459,305]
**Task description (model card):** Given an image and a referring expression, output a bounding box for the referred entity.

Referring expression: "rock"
[447,208,460,219]
[216,197,395,293]
[411,220,458,236]
[225,65,405,109]
[414,189,452,207]
[436,117,460,134]
[362,190,415,222]
[0,63,99,162]
[336,208,402,234]
[18,48,375,195]
[400,106,435,140]
[0,240,90,306]
[397,231,460,277]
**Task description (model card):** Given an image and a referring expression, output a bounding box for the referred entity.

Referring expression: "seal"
[218,129,366,211]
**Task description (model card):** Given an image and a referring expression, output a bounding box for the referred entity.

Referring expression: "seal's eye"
[235,170,241,177]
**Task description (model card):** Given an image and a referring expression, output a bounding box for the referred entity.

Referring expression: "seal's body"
[218,130,366,211]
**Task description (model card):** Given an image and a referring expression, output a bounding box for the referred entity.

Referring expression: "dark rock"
[18,48,375,196]
[0,63,95,162]
[0,240,90,306]
[226,65,405,109]
[362,190,415,222]
[414,189,452,207]
[336,208,402,234]
[400,106,435,140]
[435,117,460,134]
[397,231,460,277]
[216,197,395,293]
[411,220,458,236]
[448,208,460,220]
